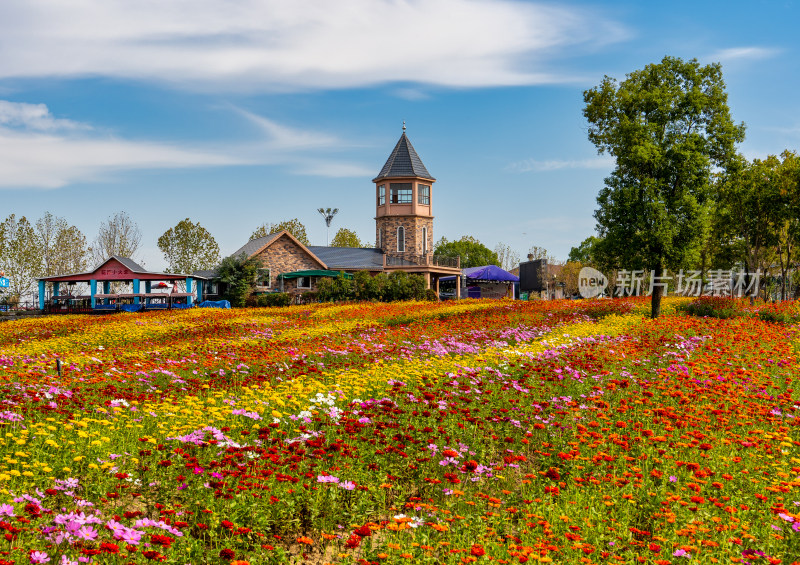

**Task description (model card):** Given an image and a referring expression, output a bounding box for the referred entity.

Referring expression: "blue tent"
[441,265,520,283]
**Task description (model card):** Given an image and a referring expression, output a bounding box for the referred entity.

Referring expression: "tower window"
[390,183,412,204]
[397,226,405,252]
[422,226,427,254]
[378,184,385,206]
[418,184,430,205]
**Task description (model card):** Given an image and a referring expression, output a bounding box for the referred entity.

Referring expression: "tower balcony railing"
[383,253,460,269]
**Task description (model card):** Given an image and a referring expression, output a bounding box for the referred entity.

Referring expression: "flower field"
[0,297,798,564]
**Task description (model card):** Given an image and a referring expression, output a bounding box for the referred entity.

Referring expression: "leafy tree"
[434,236,499,268]
[157,218,221,274]
[584,56,745,318]
[330,228,364,248]
[318,208,339,245]
[250,219,309,246]
[567,236,601,265]
[384,271,426,301]
[216,253,262,307]
[35,212,89,276]
[353,270,385,300]
[556,261,583,296]
[92,211,143,265]
[493,242,520,271]
[0,214,42,301]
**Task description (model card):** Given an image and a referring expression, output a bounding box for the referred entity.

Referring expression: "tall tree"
[0,214,42,301]
[249,219,309,246]
[92,211,143,265]
[493,242,520,271]
[584,56,745,317]
[317,207,339,246]
[434,236,499,268]
[567,236,601,265]
[330,228,364,248]
[35,212,90,276]
[157,218,221,273]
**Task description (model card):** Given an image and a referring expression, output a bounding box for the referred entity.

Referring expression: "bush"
[424,288,438,301]
[257,293,292,307]
[677,296,744,319]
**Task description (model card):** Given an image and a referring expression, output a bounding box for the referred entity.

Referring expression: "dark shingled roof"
[373,133,435,182]
[307,246,385,270]
[229,232,283,260]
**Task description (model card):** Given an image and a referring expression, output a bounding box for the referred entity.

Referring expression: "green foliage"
[330,228,364,248]
[353,270,385,301]
[216,253,262,307]
[250,219,309,246]
[35,212,90,277]
[316,270,425,302]
[157,218,221,274]
[584,56,745,318]
[424,288,439,301]
[568,236,601,264]
[384,271,426,301]
[0,214,42,300]
[434,236,499,268]
[257,292,292,307]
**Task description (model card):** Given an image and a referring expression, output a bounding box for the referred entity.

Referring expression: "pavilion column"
[145,281,151,293]
[133,279,140,304]
[103,281,110,294]
[38,281,45,310]
[186,278,194,306]
[424,272,431,289]
[90,280,97,308]
[53,282,60,297]
[435,277,440,300]
[196,280,203,302]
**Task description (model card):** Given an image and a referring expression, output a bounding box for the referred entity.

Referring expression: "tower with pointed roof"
[374,127,435,258]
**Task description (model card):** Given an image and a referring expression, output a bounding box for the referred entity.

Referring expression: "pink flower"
[30,551,50,564]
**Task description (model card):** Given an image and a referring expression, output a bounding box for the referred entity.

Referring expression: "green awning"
[277,270,353,280]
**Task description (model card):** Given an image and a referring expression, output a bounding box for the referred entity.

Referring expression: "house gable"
[253,232,327,291]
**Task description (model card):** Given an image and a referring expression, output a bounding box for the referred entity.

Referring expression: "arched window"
[397,226,405,253]
[422,226,427,254]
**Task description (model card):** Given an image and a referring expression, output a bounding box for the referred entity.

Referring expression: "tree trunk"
[651,264,664,319]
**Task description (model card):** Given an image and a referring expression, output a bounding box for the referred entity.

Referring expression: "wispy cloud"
[506,156,614,173]
[0,100,87,130]
[0,100,370,188]
[707,46,781,63]
[0,0,627,90]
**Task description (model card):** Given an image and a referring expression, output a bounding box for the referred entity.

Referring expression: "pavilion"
[37,256,206,312]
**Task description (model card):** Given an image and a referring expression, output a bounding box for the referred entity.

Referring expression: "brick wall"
[377,216,433,256]
[253,234,324,292]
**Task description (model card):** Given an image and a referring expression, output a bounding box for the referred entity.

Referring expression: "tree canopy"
[567,236,601,265]
[0,214,41,300]
[157,218,221,274]
[434,236,499,268]
[250,219,309,246]
[35,212,89,277]
[584,55,745,317]
[330,228,364,248]
[92,211,143,266]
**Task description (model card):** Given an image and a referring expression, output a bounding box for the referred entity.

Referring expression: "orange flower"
[297,536,314,545]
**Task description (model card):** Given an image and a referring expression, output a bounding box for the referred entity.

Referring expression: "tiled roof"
[373,133,435,181]
[113,256,147,273]
[229,232,282,260]
[307,246,385,270]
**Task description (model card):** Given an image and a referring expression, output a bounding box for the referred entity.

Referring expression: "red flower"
[142,551,166,562]
[219,548,236,560]
[150,534,174,547]
[100,542,120,554]
[353,525,372,537]
[345,534,361,548]
[470,545,486,556]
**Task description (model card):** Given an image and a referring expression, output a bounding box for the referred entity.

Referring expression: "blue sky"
[1,0,799,270]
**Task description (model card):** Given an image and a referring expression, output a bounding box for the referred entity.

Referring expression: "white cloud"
[707,46,781,63]
[0,0,627,90]
[0,100,370,188]
[0,100,86,130]
[506,156,614,172]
